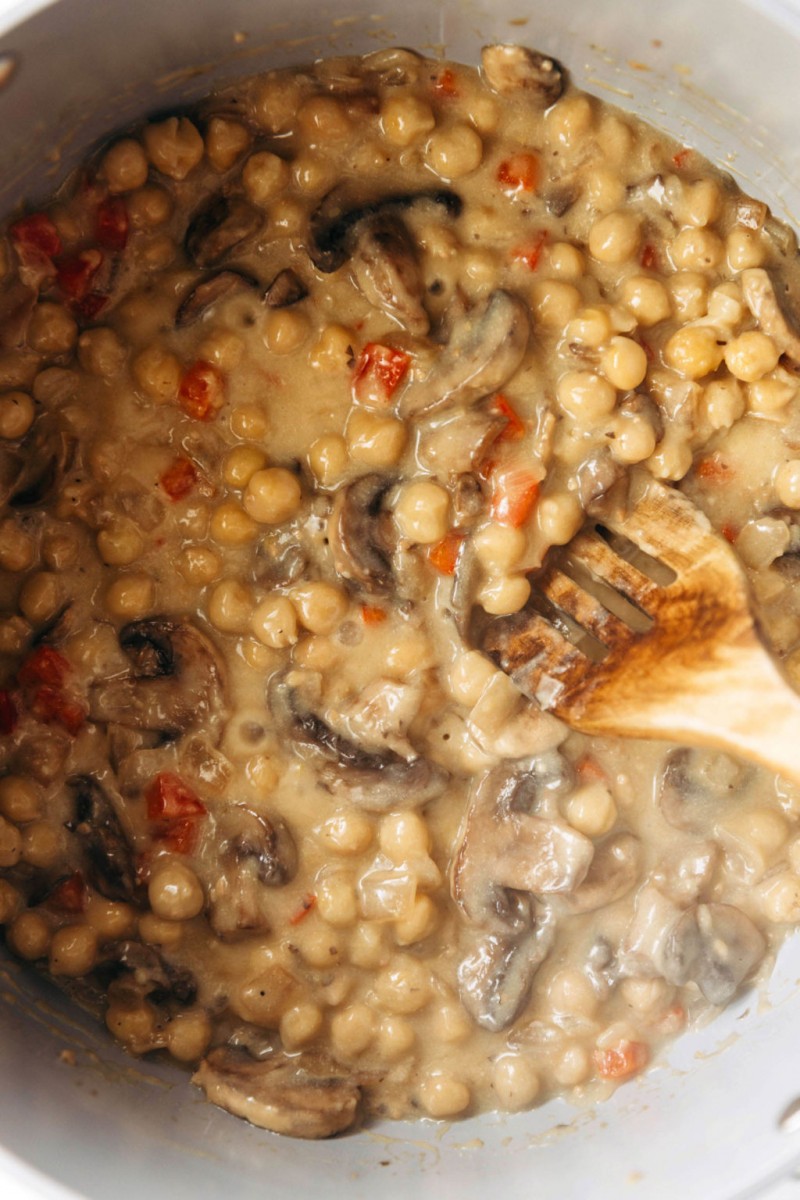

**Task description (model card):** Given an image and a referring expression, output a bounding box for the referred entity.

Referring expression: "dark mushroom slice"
[68,775,139,903]
[184,193,264,268]
[658,748,746,833]
[458,910,555,1033]
[193,1047,362,1138]
[175,269,260,327]
[574,447,624,513]
[102,940,197,1007]
[307,187,462,274]
[451,761,593,934]
[264,267,308,308]
[269,671,448,812]
[7,424,76,509]
[205,806,297,938]
[481,44,565,105]
[89,617,226,740]
[741,267,800,365]
[348,211,429,335]
[560,833,642,914]
[661,902,766,1006]
[397,289,530,418]
[328,472,396,594]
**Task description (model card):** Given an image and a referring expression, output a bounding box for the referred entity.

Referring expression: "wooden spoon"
[482,472,800,783]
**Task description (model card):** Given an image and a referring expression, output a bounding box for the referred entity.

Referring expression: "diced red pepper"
[0,689,17,735]
[433,68,458,97]
[28,686,86,736]
[640,242,658,270]
[10,212,62,260]
[146,772,207,822]
[56,248,103,302]
[160,456,198,500]
[178,361,225,421]
[490,466,540,527]
[672,147,693,169]
[95,196,129,252]
[511,230,547,271]
[428,530,465,576]
[695,454,734,482]
[491,394,526,442]
[722,522,738,544]
[45,871,87,914]
[594,1039,649,1080]
[360,604,387,625]
[352,343,411,408]
[74,291,109,321]
[497,152,540,194]
[289,893,317,925]
[18,646,71,689]
[152,817,201,856]
[575,753,608,783]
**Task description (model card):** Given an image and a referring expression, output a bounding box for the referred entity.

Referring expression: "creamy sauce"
[0,44,799,1136]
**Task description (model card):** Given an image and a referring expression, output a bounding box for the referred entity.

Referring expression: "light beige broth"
[0,45,799,1133]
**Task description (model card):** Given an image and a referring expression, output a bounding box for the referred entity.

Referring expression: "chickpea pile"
[1,44,800,1138]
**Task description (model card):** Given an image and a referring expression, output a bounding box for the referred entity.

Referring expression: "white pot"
[1,1,800,1196]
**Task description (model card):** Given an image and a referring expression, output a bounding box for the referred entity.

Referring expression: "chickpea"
[292,581,349,635]
[166,1009,212,1062]
[425,124,483,179]
[703,377,745,430]
[28,303,78,356]
[49,925,98,977]
[105,1000,161,1054]
[280,1003,323,1051]
[378,1015,415,1060]
[223,445,266,489]
[205,117,251,172]
[476,573,531,616]
[250,595,298,649]
[546,93,594,146]
[132,345,181,403]
[565,782,617,837]
[760,873,800,924]
[567,306,614,349]
[143,116,204,179]
[669,227,724,271]
[394,479,450,544]
[308,433,348,487]
[557,371,617,422]
[0,390,34,439]
[297,95,351,141]
[197,329,244,372]
[679,178,721,227]
[207,578,254,634]
[0,775,42,823]
[545,242,585,280]
[473,522,526,573]
[775,460,800,509]
[553,1042,591,1086]
[530,280,581,328]
[85,897,137,941]
[269,197,305,236]
[317,811,374,856]
[663,326,723,379]
[668,272,708,320]
[0,519,35,572]
[7,910,52,960]
[0,878,22,924]
[620,275,671,327]
[101,138,148,193]
[584,166,625,213]
[127,185,172,229]
[394,895,437,945]
[148,862,205,921]
[21,820,63,868]
[384,629,434,677]
[243,151,290,206]
[346,409,406,468]
[176,545,221,586]
[608,412,658,465]
[139,912,183,948]
[77,328,126,377]
[727,227,765,271]
[748,377,797,415]
[724,331,780,382]
[492,1056,542,1112]
[97,519,144,566]
[375,956,431,1014]
[253,73,303,133]
[588,212,640,264]
[381,95,436,146]
[244,467,302,525]
[209,501,258,546]
[537,492,584,546]
[229,405,268,445]
[418,1074,471,1118]
[601,337,648,390]
[105,573,154,619]
[19,571,62,624]
[331,1004,376,1057]
[317,873,359,928]
[449,650,498,706]
[0,615,30,655]
[292,154,337,197]
[706,282,745,329]
[309,324,354,373]
[0,815,22,867]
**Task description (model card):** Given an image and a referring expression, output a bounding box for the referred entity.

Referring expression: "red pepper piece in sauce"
[496,152,540,194]
[289,893,317,925]
[427,530,466,576]
[10,212,62,261]
[28,687,86,736]
[352,343,411,408]
[433,68,459,97]
[360,604,387,625]
[0,689,18,735]
[594,1040,649,1081]
[45,871,88,914]
[490,394,526,442]
[178,361,225,421]
[95,196,129,252]
[57,248,104,302]
[152,817,202,856]
[160,456,198,501]
[146,772,207,822]
[490,466,540,528]
[18,646,71,689]
[511,230,547,271]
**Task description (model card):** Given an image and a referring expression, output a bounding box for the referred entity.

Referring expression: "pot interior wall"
[1,1,800,1197]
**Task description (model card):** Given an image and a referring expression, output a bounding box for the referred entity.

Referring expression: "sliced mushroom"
[661,902,766,1006]
[398,289,530,418]
[6,423,76,509]
[68,775,139,903]
[104,940,197,1006]
[89,618,226,739]
[193,1047,362,1138]
[328,472,396,594]
[658,748,746,833]
[205,807,297,938]
[175,269,259,327]
[458,911,555,1033]
[481,44,565,105]
[574,447,624,513]
[264,267,308,308]
[307,187,462,274]
[561,833,641,914]
[185,194,264,268]
[269,671,448,812]
[742,267,800,365]
[415,406,505,477]
[451,761,593,933]
[348,211,429,335]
